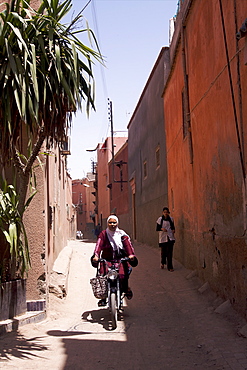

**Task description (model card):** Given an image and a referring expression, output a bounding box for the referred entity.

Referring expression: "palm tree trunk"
[13,127,47,215]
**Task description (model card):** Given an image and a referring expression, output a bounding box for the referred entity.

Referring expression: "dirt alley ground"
[1,239,247,370]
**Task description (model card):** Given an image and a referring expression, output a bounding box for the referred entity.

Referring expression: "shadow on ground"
[0,331,48,362]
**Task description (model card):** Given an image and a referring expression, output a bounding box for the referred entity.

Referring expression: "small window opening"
[156,146,160,169]
[143,160,147,179]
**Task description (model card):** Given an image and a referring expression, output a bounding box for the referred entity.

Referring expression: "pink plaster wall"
[97,137,127,228]
[24,160,45,300]
[24,146,75,300]
[72,177,95,238]
[108,142,130,233]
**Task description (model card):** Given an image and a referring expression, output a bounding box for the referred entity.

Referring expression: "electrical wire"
[90,0,111,143]
[219,0,245,181]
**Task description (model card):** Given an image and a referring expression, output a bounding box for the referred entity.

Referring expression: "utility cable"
[219,0,246,181]
[90,0,110,144]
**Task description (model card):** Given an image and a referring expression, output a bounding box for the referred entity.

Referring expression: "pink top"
[94,230,135,260]
[94,230,136,277]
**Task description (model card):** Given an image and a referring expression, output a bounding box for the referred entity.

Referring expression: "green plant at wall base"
[0,180,32,283]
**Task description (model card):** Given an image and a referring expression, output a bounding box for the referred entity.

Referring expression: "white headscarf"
[106,215,127,252]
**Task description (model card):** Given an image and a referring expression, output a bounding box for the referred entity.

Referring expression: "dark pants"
[159,240,175,270]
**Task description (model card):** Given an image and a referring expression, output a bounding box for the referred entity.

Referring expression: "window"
[155,146,160,169]
[171,188,174,211]
[143,160,147,179]
[182,87,188,138]
[78,203,83,214]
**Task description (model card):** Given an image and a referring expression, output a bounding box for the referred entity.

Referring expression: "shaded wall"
[128,48,170,245]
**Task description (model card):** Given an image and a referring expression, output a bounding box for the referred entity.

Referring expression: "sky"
[66,0,178,180]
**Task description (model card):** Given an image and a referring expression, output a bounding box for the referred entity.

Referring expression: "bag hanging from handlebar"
[90,263,108,299]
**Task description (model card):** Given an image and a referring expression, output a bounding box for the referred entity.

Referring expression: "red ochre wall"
[164,0,247,317]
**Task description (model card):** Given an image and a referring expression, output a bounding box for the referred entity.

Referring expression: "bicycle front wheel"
[110,292,117,329]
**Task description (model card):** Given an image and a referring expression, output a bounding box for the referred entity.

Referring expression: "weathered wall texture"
[128,48,170,245]
[44,146,75,274]
[164,0,247,317]
[24,145,75,300]
[24,160,46,300]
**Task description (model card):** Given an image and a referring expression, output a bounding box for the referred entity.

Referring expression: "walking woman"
[156,207,175,271]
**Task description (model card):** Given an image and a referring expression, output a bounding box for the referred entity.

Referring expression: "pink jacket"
[93,230,136,277]
[94,230,135,260]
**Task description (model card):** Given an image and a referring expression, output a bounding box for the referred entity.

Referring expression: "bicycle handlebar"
[98,257,130,263]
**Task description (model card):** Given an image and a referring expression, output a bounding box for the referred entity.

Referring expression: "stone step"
[27,299,46,312]
[0,310,46,335]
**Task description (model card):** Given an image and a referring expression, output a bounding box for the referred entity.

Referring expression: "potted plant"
[0,180,32,320]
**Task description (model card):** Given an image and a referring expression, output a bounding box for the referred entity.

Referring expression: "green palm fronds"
[0,0,102,164]
[0,0,102,278]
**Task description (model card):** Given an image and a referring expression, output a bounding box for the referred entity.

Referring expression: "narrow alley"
[1,239,247,370]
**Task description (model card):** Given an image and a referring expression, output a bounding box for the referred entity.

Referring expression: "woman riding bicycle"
[91,214,138,306]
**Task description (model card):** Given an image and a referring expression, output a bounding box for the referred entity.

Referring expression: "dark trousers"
[159,240,175,270]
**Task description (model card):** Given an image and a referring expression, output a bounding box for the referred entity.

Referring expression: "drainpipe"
[234,0,244,160]
[181,25,193,164]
